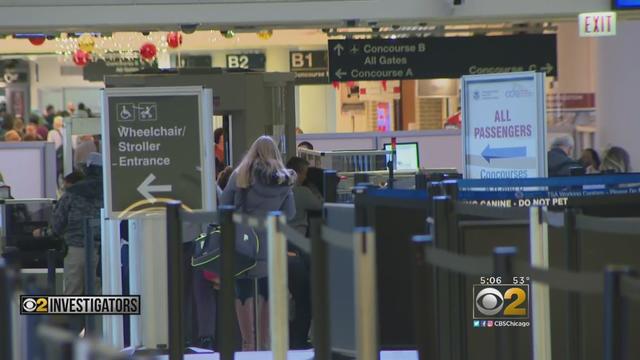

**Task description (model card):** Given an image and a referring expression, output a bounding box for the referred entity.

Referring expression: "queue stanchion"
[432,195,453,359]
[218,205,236,360]
[83,217,96,337]
[564,208,581,360]
[166,201,184,360]
[309,215,330,360]
[354,173,370,185]
[493,247,518,360]
[267,212,289,360]
[323,170,338,203]
[444,184,465,360]
[442,179,459,199]
[353,227,379,360]
[353,186,369,228]
[0,259,12,360]
[47,249,57,294]
[411,235,436,360]
[415,172,428,191]
[603,266,634,360]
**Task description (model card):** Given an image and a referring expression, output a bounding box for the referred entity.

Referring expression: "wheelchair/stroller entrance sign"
[102,86,215,217]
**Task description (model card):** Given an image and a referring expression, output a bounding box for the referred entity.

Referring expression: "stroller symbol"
[137,103,157,121]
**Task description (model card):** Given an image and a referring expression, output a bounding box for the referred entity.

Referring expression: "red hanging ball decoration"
[28,36,46,46]
[346,81,356,88]
[167,32,183,49]
[72,49,90,67]
[332,81,340,90]
[140,42,157,61]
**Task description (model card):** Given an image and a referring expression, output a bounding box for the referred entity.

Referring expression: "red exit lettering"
[584,14,614,34]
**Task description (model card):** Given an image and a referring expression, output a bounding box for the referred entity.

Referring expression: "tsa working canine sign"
[462,72,547,179]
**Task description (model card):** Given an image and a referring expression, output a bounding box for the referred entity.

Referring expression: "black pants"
[288,252,312,349]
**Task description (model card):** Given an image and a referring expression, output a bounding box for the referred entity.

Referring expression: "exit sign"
[579,12,617,37]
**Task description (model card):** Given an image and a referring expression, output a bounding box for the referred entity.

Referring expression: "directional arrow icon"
[333,43,344,56]
[137,173,172,204]
[335,68,347,80]
[481,144,527,163]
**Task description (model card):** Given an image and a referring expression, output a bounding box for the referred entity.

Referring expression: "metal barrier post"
[493,247,517,360]
[432,195,452,360]
[267,212,289,360]
[415,173,428,190]
[353,186,369,227]
[0,259,11,360]
[323,170,338,203]
[442,179,459,200]
[354,173,370,185]
[84,217,96,336]
[603,266,633,360]
[166,201,184,360]
[47,249,57,294]
[530,207,552,360]
[564,208,581,360]
[310,216,330,360]
[218,205,236,360]
[354,227,379,360]
[411,235,436,360]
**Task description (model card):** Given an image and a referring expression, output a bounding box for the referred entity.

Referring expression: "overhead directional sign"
[462,72,547,179]
[289,50,329,84]
[328,35,557,81]
[102,86,215,216]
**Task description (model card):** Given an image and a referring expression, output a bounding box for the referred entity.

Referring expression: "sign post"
[461,71,547,179]
[329,35,556,82]
[102,86,214,217]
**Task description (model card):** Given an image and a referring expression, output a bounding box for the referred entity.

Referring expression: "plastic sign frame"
[613,0,640,9]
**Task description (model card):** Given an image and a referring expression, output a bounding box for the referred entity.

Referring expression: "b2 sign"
[462,72,547,179]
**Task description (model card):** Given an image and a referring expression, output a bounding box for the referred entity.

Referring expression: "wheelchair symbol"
[117,104,135,122]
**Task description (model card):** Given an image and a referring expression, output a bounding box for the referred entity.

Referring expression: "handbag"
[191,188,260,277]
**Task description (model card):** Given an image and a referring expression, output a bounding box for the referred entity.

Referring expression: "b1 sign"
[462,72,547,179]
[579,12,617,37]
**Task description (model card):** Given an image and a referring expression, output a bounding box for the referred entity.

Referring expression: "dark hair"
[28,114,40,125]
[297,141,314,150]
[580,148,601,170]
[78,103,86,111]
[46,105,55,112]
[1,114,14,131]
[286,156,310,175]
[63,171,85,185]
[214,128,224,145]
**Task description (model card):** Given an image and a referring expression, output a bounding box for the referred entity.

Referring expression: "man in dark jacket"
[52,152,103,295]
[547,135,583,177]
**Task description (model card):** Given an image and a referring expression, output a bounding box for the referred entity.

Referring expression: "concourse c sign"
[102,86,215,217]
[461,72,547,179]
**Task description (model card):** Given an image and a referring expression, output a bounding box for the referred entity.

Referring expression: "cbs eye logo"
[473,285,528,319]
[20,296,48,314]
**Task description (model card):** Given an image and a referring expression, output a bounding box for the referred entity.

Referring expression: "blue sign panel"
[614,0,640,9]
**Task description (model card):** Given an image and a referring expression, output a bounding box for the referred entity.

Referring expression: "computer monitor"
[383,142,420,170]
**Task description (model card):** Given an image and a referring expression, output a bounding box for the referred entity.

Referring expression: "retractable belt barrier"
[420,240,640,360]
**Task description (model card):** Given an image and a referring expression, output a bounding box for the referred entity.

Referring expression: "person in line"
[297,141,314,151]
[74,135,99,166]
[214,128,226,176]
[26,116,47,140]
[286,156,323,349]
[600,146,631,173]
[220,136,296,351]
[4,130,21,142]
[0,113,14,139]
[579,148,601,174]
[13,117,25,136]
[47,116,65,150]
[66,102,76,115]
[547,135,583,177]
[44,105,56,128]
[33,153,103,332]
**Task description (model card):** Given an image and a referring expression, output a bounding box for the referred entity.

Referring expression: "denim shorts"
[236,277,268,304]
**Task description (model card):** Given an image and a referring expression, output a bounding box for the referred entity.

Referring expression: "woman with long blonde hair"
[220,135,296,351]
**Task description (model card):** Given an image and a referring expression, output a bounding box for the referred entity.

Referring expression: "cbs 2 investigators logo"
[21,295,140,315]
[473,276,530,327]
